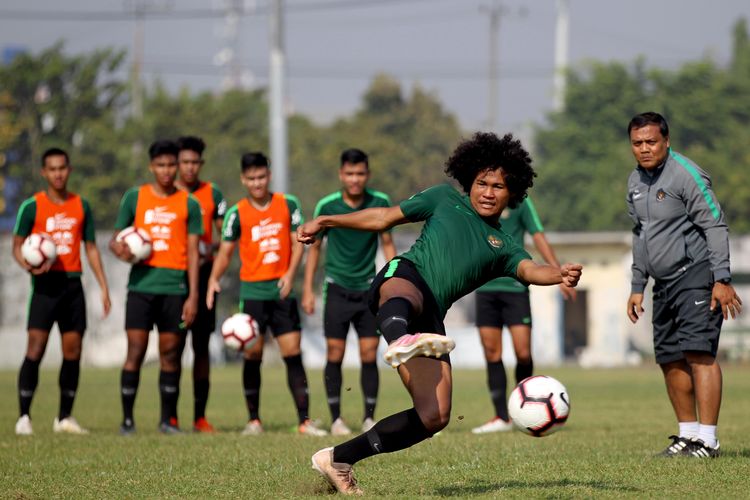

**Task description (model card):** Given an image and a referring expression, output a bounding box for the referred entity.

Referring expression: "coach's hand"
[711,282,742,320]
[627,293,644,323]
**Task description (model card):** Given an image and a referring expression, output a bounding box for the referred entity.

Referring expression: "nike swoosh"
[632,193,642,200]
[695,300,706,306]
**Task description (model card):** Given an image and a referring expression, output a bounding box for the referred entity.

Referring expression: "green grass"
[2,363,750,498]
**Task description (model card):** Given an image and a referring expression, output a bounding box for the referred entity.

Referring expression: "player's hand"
[711,282,742,320]
[627,293,644,324]
[206,278,221,310]
[277,274,293,300]
[559,283,577,301]
[560,263,582,288]
[110,240,134,263]
[101,290,112,318]
[296,219,322,245]
[182,294,198,328]
[29,258,55,275]
[301,288,315,315]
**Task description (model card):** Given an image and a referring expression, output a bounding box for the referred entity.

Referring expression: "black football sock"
[487,360,509,421]
[360,362,379,420]
[375,298,413,344]
[333,408,432,465]
[193,378,209,421]
[283,354,310,424]
[159,370,180,424]
[120,369,140,425]
[243,359,262,421]
[58,359,80,420]
[515,359,533,384]
[324,361,343,421]
[18,357,40,417]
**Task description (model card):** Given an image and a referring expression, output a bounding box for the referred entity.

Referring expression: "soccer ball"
[508,375,570,437]
[221,313,260,351]
[115,226,152,262]
[22,233,57,268]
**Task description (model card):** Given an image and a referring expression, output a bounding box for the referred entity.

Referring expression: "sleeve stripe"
[13,197,36,235]
[368,189,392,205]
[670,150,720,220]
[313,192,341,218]
[525,197,545,232]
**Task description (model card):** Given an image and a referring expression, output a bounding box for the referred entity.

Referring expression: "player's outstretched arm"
[84,241,111,317]
[516,260,582,288]
[532,232,577,301]
[297,206,408,244]
[206,240,235,310]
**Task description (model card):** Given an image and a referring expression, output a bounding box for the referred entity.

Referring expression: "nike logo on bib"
[694,300,706,306]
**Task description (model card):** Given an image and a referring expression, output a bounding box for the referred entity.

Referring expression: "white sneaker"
[311,447,363,495]
[241,419,264,435]
[383,333,456,368]
[472,417,513,434]
[53,417,89,434]
[299,419,328,436]
[331,418,352,436]
[15,415,33,435]
[361,417,376,432]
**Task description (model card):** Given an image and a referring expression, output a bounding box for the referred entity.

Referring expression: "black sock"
[324,361,343,421]
[194,378,209,421]
[159,370,180,424]
[360,362,379,420]
[375,298,413,344]
[487,360,509,421]
[58,359,80,420]
[515,359,533,384]
[333,408,432,465]
[283,354,309,424]
[121,369,140,425]
[243,359,262,421]
[18,357,40,417]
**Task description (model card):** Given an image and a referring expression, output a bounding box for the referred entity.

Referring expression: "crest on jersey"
[487,235,503,248]
[656,189,666,201]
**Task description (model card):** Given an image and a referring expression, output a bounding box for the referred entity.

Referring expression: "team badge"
[656,189,666,201]
[487,235,502,248]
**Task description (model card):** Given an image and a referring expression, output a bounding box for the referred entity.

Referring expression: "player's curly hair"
[444,132,536,208]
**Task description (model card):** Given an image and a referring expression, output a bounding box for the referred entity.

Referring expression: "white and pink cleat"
[383,333,456,368]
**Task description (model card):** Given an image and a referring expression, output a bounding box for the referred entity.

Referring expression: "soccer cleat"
[119,419,136,436]
[361,417,376,433]
[657,435,692,457]
[53,417,89,435]
[193,417,216,433]
[158,417,182,435]
[241,419,264,436]
[299,419,329,436]
[383,333,456,368]
[15,415,33,436]
[330,418,352,436]
[689,439,721,458]
[311,447,363,496]
[472,417,514,434]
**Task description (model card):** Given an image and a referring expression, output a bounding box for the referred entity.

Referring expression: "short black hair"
[176,136,206,156]
[627,112,669,138]
[148,140,179,160]
[340,148,369,168]
[241,152,269,172]
[41,147,69,166]
[444,132,536,209]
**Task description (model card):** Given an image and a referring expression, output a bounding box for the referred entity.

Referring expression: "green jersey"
[314,188,392,291]
[399,184,531,318]
[477,197,544,293]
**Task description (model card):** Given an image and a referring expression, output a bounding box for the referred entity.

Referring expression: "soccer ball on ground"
[221,313,260,351]
[21,233,57,268]
[115,226,152,262]
[508,375,570,437]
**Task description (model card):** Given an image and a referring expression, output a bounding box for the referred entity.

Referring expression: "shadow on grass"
[435,478,641,496]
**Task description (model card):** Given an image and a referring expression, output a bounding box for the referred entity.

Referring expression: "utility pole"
[553,0,570,112]
[269,0,288,193]
[480,0,505,132]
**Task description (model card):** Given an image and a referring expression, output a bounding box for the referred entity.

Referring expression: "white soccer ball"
[115,226,152,263]
[221,313,260,351]
[22,233,57,268]
[508,375,570,437]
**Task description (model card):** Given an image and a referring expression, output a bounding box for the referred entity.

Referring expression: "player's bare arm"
[297,205,408,244]
[206,240,236,309]
[516,260,582,288]
[379,230,397,261]
[278,233,304,300]
[711,282,742,320]
[182,233,201,327]
[301,238,322,314]
[84,241,111,317]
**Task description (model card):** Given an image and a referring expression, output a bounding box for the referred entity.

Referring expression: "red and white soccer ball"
[21,233,57,268]
[115,226,152,263]
[221,313,260,351]
[508,375,570,437]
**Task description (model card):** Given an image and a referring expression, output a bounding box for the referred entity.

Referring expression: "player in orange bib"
[175,136,226,433]
[207,152,327,436]
[110,140,203,435]
[12,148,111,436]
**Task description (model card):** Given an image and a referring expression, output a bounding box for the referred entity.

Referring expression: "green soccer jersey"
[477,197,544,293]
[399,183,531,318]
[314,188,392,291]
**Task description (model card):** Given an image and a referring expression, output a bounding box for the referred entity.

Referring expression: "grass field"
[2,363,750,498]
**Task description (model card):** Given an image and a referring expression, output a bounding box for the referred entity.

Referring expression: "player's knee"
[516,352,532,364]
[416,405,451,434]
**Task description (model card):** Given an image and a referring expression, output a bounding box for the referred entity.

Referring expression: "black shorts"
[475,290,532,328]
[27,273,86,334]
[323,282,377,340]
[652,283,723,364]
[126,291,186,334]
[190,261,217,335]
[241,297,301,337]
[368,257,446,337]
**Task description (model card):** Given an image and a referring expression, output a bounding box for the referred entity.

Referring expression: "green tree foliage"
[534,18,750,232]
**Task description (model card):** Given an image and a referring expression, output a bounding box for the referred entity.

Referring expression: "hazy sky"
[1,0,748,135]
